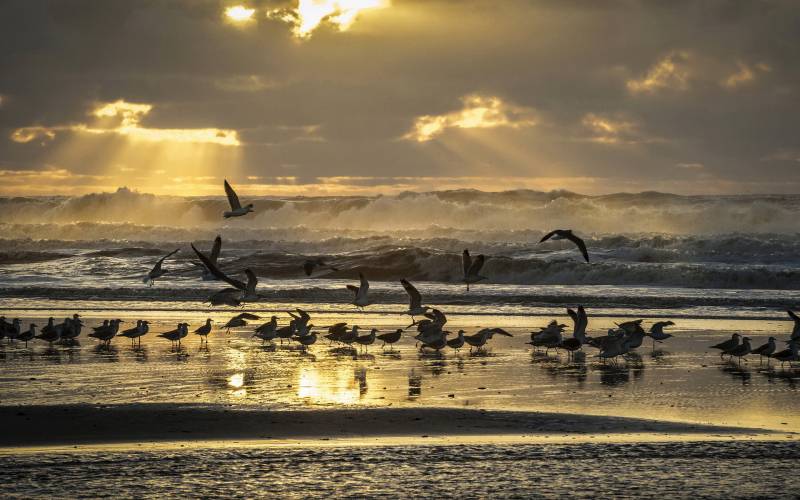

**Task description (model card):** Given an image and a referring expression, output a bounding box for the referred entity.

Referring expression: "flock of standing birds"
[1,180,799,369]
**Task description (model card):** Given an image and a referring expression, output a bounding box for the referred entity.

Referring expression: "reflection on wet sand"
[3,313,800,431]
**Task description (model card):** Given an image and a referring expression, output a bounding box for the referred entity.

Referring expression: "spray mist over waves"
[2,187,800,235]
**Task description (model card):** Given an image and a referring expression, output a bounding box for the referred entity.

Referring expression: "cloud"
[627,51,691,94]
[581,113,655,145]
[268,0,390,39]
[11,100,240,146]
[213,75,279,92]
[721,61,771,89]
[675,162,705,169]
[405,94,537,142]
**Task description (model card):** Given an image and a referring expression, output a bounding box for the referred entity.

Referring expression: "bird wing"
[462,250,472,277]
[400,279,422,308]
[210,235,222,263]
[224,179,242,210]
[191,243,247,290]
[346,284,360,296]
[566,232,590,262]
[577,306,588,332]
[490,327,513,337]
[358,272,369,296]
[468,254,485,276]
[297,308,311,321]
[303,261,314,276]
[235,312,261,320]
[152,248,179,273]
[566,308,578,325]
[788,310,800,323]
[539,230,558,243]
[245,269,258,294]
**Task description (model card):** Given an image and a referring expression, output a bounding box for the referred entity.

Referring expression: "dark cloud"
[0,0,799,194]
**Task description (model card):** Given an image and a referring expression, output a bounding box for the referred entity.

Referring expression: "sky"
[0,0,799,196]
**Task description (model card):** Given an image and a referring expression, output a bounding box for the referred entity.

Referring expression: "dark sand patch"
[0,404,774,448]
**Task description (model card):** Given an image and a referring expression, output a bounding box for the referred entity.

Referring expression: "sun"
[225,5,256,23]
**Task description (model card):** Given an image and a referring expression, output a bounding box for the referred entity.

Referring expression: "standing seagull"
[539,229,590,263]
[223,179,254,218]
[194,318,213,344]
[377,328,403,351]
[143,249,180,286]
[710,333,741,358]
[401,279,430,324]
[751,337,776,364]
[462,249,487,291]
[347,273,371,309]
[191,244,259,302]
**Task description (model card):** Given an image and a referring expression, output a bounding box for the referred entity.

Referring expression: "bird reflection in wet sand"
[720,363,751,385]
[355,367,368,396]
[408,370,422,398]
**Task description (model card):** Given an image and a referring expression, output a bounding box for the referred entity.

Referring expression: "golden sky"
[0,0,799,196]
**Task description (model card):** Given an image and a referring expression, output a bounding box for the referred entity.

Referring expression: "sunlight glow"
[225,5,256,23]
[269,0,389,39]
[405,94,536,142]
[297,365,360,405]
[11,100,240,147]
[627,51,691,94]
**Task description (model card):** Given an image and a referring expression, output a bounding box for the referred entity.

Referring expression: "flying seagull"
[462,249,487,291]
[539,229,590,263]
[401,278,430,323]
[142,249,180,286]
[223,179,254,218]
[347,272,371,309]
[303,258,339,276]
[191,243,258,301]
[191,235,222,280]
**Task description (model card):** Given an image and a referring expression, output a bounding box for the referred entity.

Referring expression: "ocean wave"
[2,187,800,234]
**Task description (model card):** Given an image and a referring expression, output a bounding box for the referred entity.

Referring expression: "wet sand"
[0,404,776,448]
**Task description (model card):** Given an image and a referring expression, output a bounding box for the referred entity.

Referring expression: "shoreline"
[0,404,781,449]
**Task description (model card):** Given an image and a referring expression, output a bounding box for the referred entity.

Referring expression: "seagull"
[598,335,633,364]
[5,318,21,343]
[355,328,377,352]
[401,279,430,324]
[347,272,371,309]
[288,309,312,336]
[464,327,512,351]
[276,321,297,344]
[324,322,349,344]
[446,330,466,351]
[647,321,675,350]
[194,318,213,344]
[710,333,741,358]
[788,310,800,341]
[119,320,150,347]
[18,323,36,347]
[293,328,317,349]
[254,316,279,343]
[192,243,259,302]
[303,258,339,276]
[539,229,590,263]
[751,337,776,364]
[35,320,60,345]
[726,337,751,364]
[772,340,800,367]
[223,315,248,333]
[223,179,254,218]
[560,307,589,358]
[142,249,180,286]
[89,319,123,346]
[462,249,487,291]
[60,314,83,341]
[192,235,223,281]
[159,323,188,348]
[528,320,566,354]
[377,328,403,351]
